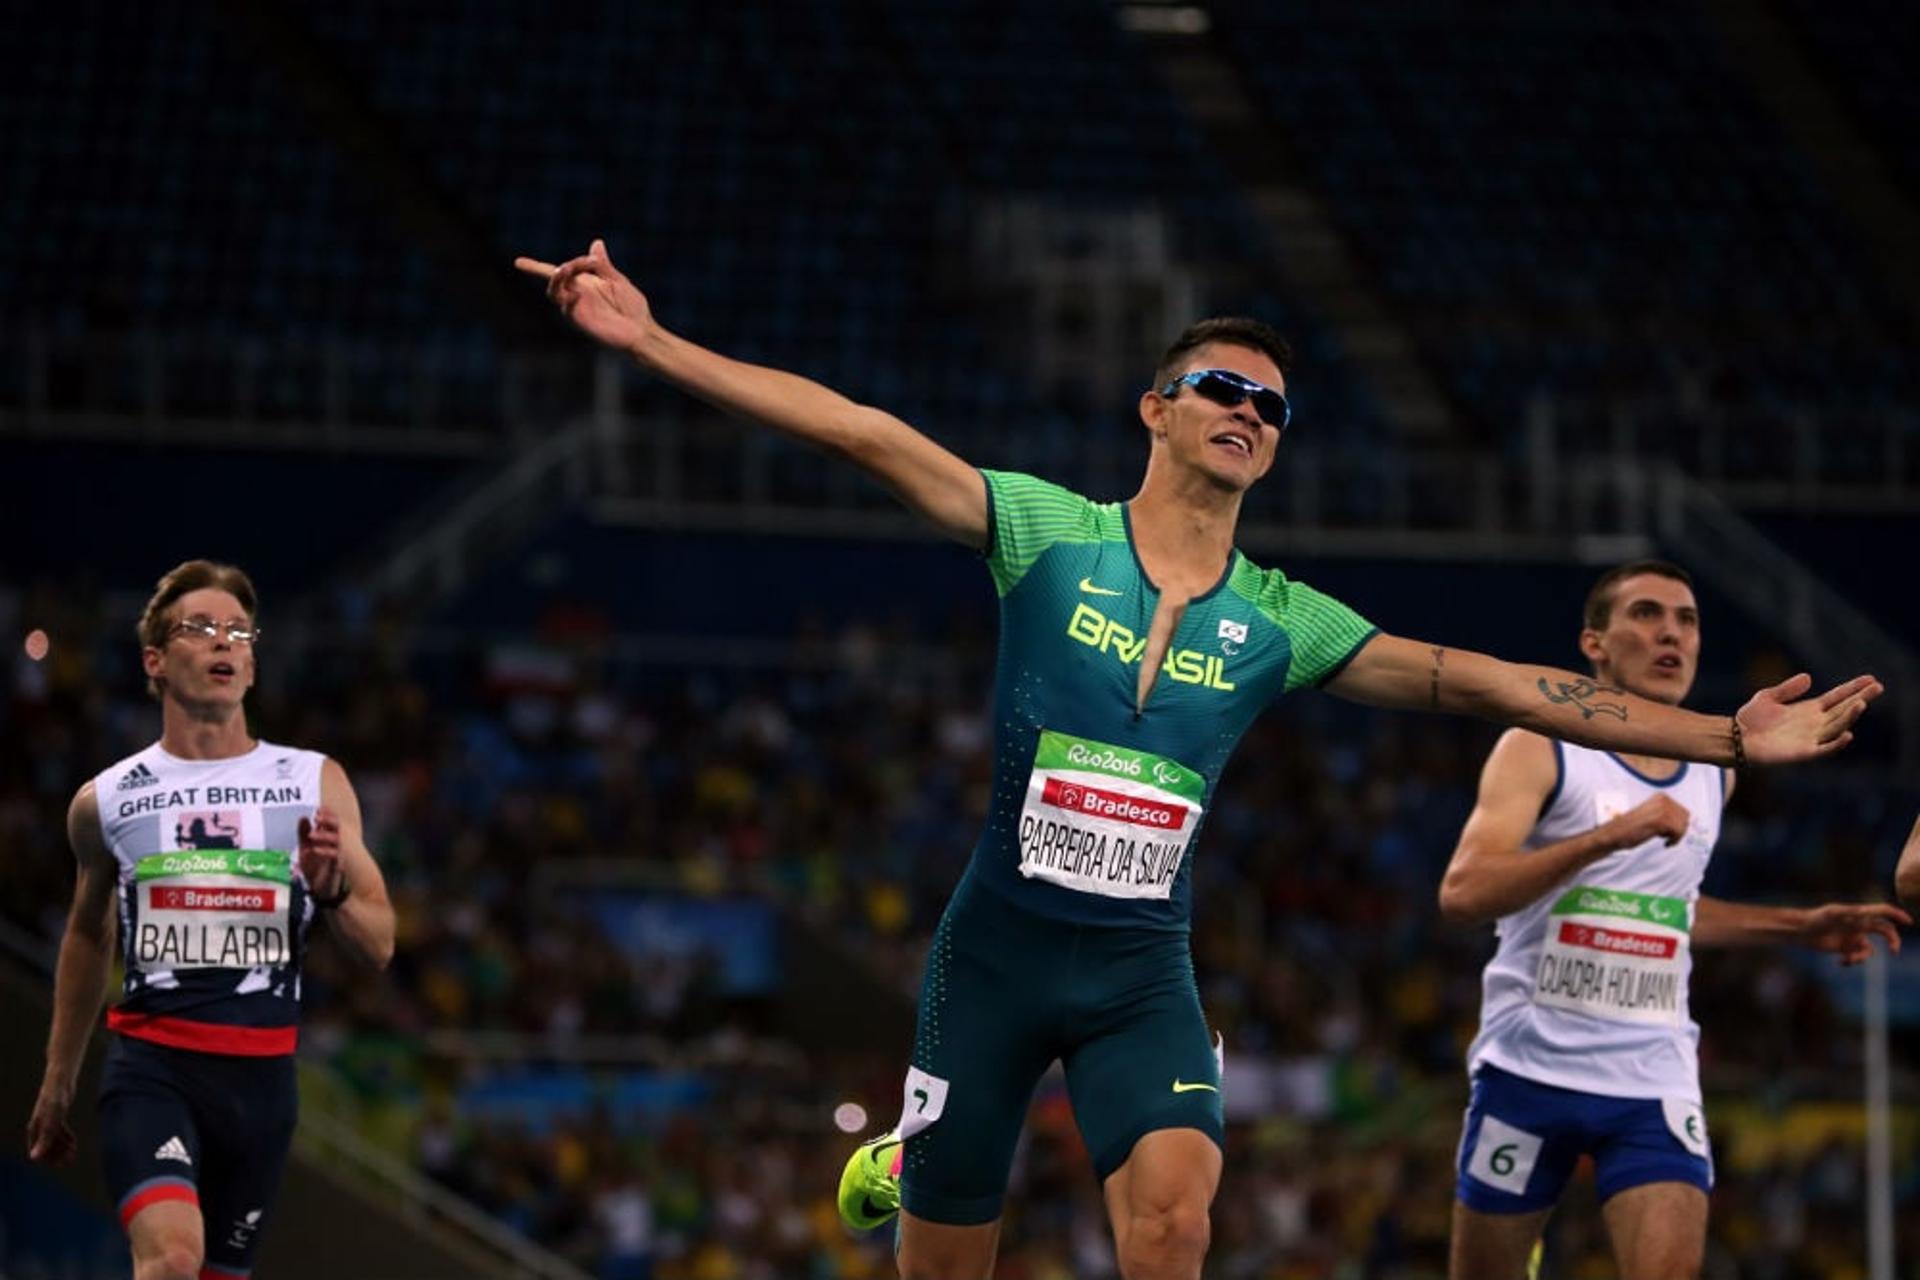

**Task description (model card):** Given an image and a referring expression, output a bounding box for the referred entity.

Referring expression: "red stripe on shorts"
[109,1009,297,1056]
[120,1180,198,1227]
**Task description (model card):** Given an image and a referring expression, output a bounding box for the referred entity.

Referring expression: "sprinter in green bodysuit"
[518,238,1880,1280]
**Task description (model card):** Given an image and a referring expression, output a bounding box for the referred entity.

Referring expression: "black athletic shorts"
[99,1034,297,1277]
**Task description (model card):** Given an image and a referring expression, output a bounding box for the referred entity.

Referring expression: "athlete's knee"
[133,1242,202,1280]
[1644,1245,1703,1280]
[1117,1200,1211,1280]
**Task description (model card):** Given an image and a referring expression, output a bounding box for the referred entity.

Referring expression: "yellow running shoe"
[836,1129,904,1231]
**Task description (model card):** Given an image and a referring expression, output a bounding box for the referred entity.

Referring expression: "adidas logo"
[154,1136,192,1165]
[117,763,161,792]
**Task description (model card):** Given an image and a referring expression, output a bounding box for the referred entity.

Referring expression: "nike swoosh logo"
[1079,577,1123,597]
[1171,1080,1218,1094]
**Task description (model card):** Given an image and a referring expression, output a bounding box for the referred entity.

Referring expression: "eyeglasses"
[169,616,261,646]
[1159,369,1291,433]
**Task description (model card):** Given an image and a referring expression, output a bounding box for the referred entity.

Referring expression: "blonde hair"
[137,560,258,698]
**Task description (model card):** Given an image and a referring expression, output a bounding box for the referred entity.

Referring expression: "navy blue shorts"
[99,1034,297,1277]
[1455,1063,1712,1213]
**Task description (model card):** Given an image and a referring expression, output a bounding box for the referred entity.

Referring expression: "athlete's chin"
[176,687,249,718]
[1628,678,1688,707]
[1197,461,1259,494]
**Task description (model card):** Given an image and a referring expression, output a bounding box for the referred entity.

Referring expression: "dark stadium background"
[3,3,1917,1277]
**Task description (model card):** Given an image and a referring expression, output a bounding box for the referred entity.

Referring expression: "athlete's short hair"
[138,560,259,698]
[1153,317,1293,389]
[1582,559,1694,633]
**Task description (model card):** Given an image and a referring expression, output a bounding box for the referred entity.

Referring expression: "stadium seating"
[3,575,1913,1276]
[1214,3,1920,449]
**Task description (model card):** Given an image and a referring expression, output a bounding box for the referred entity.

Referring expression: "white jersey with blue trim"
[1467,741,1726,1102]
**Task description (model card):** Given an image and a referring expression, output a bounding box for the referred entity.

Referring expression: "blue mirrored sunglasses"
[1159,369,1291,433]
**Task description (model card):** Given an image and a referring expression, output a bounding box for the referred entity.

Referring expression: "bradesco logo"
[150,886,276,913]
[1041,778,1186,830]
[1556,921,1677,959]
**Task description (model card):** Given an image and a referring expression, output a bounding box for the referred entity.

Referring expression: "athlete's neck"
[1606,674,1682,778]
[158,700,255,760]
[1128,467,1241,596]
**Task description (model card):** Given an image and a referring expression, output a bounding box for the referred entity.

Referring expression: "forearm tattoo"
[1537,676,1630,721]
[1429,647,1445,709]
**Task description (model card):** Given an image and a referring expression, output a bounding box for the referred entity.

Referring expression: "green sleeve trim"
[1311,626,1379,689]
[981,469,1102,597]
[979,467,999,565]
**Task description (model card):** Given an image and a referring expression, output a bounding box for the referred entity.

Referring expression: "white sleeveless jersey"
[93,740,326,1055]
[1467,740,1725,1102]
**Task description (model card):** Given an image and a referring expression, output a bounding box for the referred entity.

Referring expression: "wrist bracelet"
[1729,716,1746,770]
[312,876,352,910]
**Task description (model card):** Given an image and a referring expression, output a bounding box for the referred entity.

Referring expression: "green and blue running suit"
[899,471,1377,1224]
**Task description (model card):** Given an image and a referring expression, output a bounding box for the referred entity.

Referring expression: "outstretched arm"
[1326,634,1881,767]
[516,240,988,548]
[1693,896,1908,964]
[1894,813,1920,908]
[28,785,118,1164]
[1438,730,1694,926]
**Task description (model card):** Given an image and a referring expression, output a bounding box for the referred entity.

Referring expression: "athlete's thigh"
[1102,1127,1223,1209]
[99,1039,205,1237]
[1589,1094,1711,1279]
[1100,1127,1221,1259]
[196,1055,299,1274]
[1449,1200,1550,1280]
[898,881,1062,1227]
[1600,1181,1708,1280]
[1061,934,1221,1181]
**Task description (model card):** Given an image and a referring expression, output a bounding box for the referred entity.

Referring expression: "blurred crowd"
[3,577,1918,1279]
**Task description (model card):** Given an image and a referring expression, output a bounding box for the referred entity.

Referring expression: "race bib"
[1533,885,1690,1026]
[131,849,295,971]
[897,1066,950,1140]
[1015,730,1203,899]
[1466,1114,1543,1196]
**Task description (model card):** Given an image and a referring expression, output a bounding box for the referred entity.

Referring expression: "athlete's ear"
[142,645,166,684]
[1139,387,1169,438]
[1577,628,1607,668]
